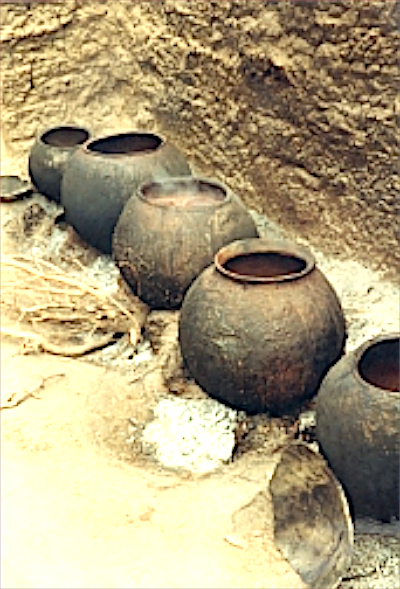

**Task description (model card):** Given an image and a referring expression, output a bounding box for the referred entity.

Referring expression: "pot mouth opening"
[41,127,89,147]
[87,133,162,155]
[217,251,310,282]
[141,179,227,207]
[358,338,399,392]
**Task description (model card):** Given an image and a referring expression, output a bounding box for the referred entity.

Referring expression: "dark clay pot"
[112,177,259,309]
[29,125,91,203]
[179,238,346,415]
[316,333,399,522]
[60,132,192,254]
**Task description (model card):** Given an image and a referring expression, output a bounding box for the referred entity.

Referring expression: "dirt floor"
[2,339,311,589]
[1,187,399,588]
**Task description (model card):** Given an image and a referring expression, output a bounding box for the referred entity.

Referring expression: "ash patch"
[339,534,399,589]
[141,397,239,474]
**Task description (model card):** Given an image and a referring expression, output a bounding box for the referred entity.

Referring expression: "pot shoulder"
[182,264,344,335]
[316,351,400,440]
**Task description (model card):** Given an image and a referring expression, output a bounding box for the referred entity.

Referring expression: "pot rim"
[137,176,231,210]
[352,332,400,394]
[214,238,316,283]
[38,125,91,149]
[82,130,166,158]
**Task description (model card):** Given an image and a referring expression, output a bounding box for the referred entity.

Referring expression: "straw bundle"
[1,254,148,356]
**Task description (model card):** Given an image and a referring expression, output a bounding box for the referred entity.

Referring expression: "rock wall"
[1,0,399,278]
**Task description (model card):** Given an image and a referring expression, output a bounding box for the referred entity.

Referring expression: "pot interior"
[223,252,307,278]
[358,338,399,392]
[42,127,89,147]
[88,133,162,154]
[142,179,226,207]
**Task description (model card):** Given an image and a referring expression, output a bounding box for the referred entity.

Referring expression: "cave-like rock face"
[1,0,398,278]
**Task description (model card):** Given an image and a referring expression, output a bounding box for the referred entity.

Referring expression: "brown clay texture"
[60,133,191,253]
[316,334,400,522]
[29,125,91,203]
[270,443,354,589]
[112,178,258,309]
[179,239,346,414]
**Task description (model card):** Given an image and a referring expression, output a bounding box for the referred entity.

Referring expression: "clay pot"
[1,176,33,202]
[29,125,91,202]
[60,132,192,253]
[316,333,400,522]
[112,177,259,309]
[179,238,346,414]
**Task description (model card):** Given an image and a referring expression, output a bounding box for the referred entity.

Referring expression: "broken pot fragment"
[270,442,354,589]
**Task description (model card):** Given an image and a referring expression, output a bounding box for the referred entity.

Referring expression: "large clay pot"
[60,132,191,253]
[29,125,91,203]
[316,333,399,522]
[112,177,259,309]
[179,238,346,414]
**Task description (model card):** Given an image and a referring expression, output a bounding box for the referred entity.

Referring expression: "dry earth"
[1,340,309,589]
[1,0,399,278]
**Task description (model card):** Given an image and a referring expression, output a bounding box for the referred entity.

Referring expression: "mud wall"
[1,0,399,278]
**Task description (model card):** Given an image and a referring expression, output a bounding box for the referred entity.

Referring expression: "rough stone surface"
[1,0,398,279]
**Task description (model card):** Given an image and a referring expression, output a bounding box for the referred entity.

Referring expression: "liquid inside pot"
[42,127,89,147]
[358,338,399,392]
[142,180,226,207]
[223,253,307,278]
[88,133,162,154]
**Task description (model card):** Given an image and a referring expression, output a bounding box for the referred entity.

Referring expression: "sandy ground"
[1,340,309,589]
[1,180,399,588]
[0,186,307,589]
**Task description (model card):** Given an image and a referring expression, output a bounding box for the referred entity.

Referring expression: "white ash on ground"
[141,396,239,474]
[339,534,399,589]
[311,253,399,353]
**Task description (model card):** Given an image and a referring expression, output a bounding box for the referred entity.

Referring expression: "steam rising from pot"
[141,178,228,207]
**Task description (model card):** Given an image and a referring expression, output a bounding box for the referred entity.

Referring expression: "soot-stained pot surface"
[316,333,400,522]
[179,238,346,415]
[112,177,258,309]
[60,132,191,253]
[270,442,353,589]
[29,125,91,203]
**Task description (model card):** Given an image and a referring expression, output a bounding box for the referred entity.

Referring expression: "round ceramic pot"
[29,125,91,202]
[60,131,192,253]
[316,333,399,521]
[112,177,259,309]
[179,238,346,414]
